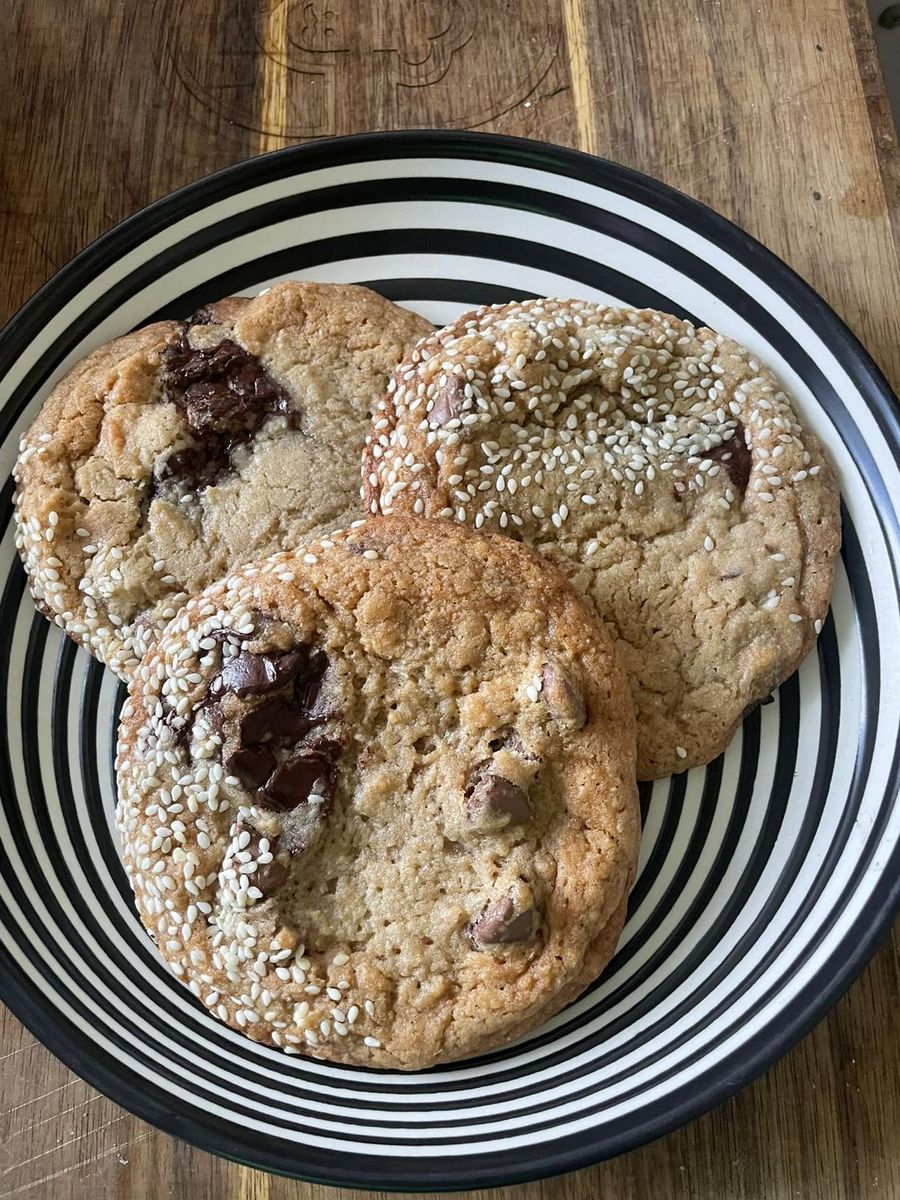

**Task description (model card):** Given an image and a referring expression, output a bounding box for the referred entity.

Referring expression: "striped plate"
[0,133,898,1190]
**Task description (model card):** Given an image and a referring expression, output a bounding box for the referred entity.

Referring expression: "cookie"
[114,517,639,1069]
[14,282,431,678]
[363,300,841,779]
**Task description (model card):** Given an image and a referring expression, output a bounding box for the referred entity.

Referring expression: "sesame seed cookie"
[114,517,639,1069]
[14,282,431,678]
[363,300,841,779]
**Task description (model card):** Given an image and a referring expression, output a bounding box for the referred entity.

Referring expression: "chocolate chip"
[163,335,294,433]
[201,700,225,737]
[466,772,531,827]
[188,306,217,326]
[257,855,289,895]
[270,647,310,687]
[428,376,464,427]
[235,822,289,897]
[297,656,339,721]
[157,444,219,490]
[298,732,343,759]
[215,651,279,698]
[209,641,343,808]
[488,729,538,761]
[215,649,307,700]
[164,709,192,752]
[260,751,333,811]
[704,421,752,492]
[541,661,587,728]
[240,697,309,746]
[157,330,300,493]
[470,897,535,946]
[225,746,276,788]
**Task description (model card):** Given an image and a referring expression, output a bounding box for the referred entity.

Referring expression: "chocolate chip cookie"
[14,282,431,678]
[115,517,639,1069]
[363,300,841,779]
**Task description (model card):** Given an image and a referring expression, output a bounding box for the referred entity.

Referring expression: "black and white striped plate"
[0,133,898,1190]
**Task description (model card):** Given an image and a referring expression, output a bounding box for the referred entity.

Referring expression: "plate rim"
[0,130,898,1191]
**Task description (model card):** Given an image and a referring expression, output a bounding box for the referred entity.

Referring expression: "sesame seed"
[675,746,688,759]
[788,613,803,623]
[364,1036,381,1048]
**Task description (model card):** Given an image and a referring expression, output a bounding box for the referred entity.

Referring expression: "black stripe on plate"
[144,277,540,324]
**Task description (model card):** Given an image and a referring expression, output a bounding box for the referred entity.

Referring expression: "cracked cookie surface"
[14,281,431,677]
[115,516,639,1069]
[363,300,841,778]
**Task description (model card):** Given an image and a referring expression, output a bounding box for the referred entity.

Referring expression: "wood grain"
[1,0,899,1197]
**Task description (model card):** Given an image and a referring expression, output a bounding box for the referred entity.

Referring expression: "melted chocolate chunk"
[199,699,225,739]
[214,648,308,699]
[470,897,535,946]
[240,697,309,745]
[226,746,276,789]
[215,651,279,698]
[259,751,334,811]
[298,732,343,759]
[157,444,218,491]
[209,639,343,813]
[272,647,311,686]
[235,822,289,897]
[257,854,289,895]
[704,421,752,492]
[466,772,531,827]
[188,305,217,326]
[488,729,538,761]
[155,329,300,493]
[428,375,464,427]
[164,709,192,752]
[163,333,295,435]
[541,661,587,728]
[297,656,340,721]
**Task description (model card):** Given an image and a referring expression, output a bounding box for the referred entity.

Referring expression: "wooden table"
[2,1,899,1196]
